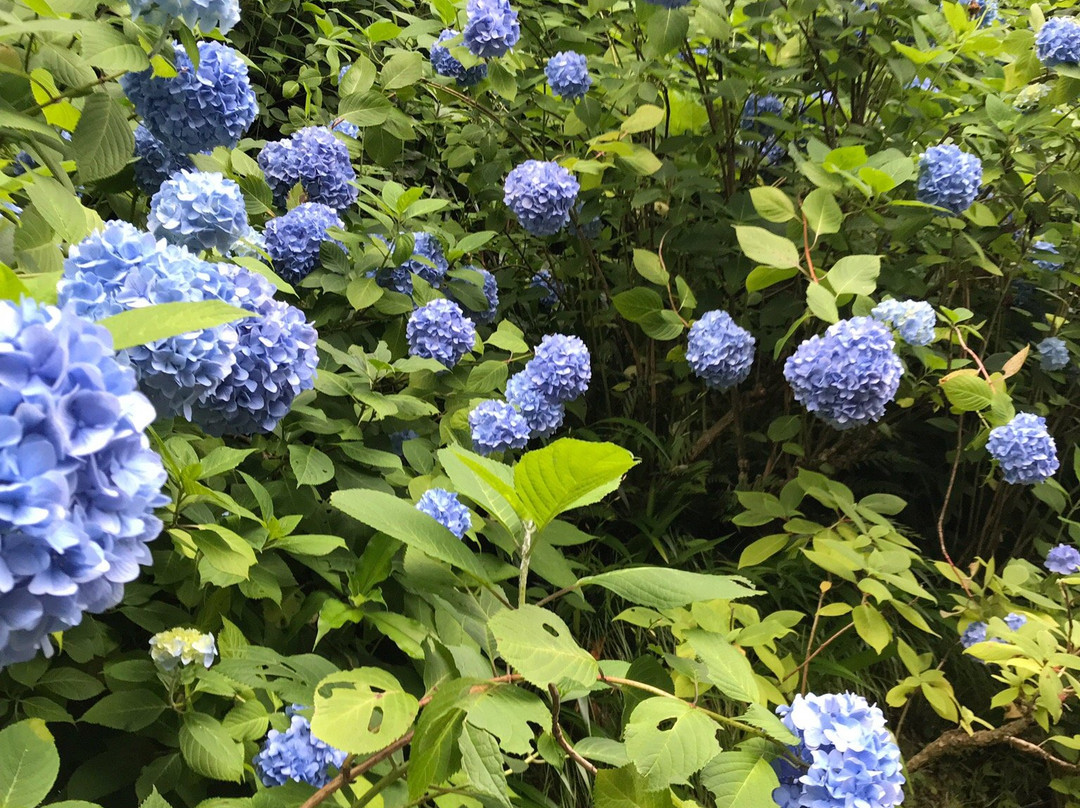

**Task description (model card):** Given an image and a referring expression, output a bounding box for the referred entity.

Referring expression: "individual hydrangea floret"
[1015,83,1051,112]
[149,627,217,670]
[531,269,561,307]
[1046,544,1080,574]
[960,621,987,649]
[686,310,756,390]
[416,489,472,538]
[1032,240,1063,271]
[264,202,344,285]
[374,233,450,295]
[469,399,530,455]
[870,299,936,347]
[545,51,591,101]
[133,125,194,195]
[259,126,358,211]
[506,371,565,439]
[463,0,520,58]
[523,334,591,403]
[1004,613,1027,631]
[127,0,240,33]
[406,299,477,369]
[454,266,499,325]
[1037,17,1080,67]
[255,708,347,787]
[772,692,904,808]
[987,412,1059,485]
[148,170,249,253]
[916,144,982,214]
[0,299,168,669]
[504,160,580,237]
[1038,337,1069,371]
[121,41,257,155]
[332,119,359,138]
[783,317,902,430]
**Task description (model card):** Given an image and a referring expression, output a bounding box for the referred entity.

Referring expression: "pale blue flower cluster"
[127,0,240,33]
[741,94,785,163]
[522,334,592,403]
[968,0,998,28]
[1004,613,1027,631]
[772,693,904,808]
[0,299,168,668]
[468,399,530,454]
[1038,337,1069,371]
[640,0,691,8]
[916,144,981,214]
[454,266,499,324]
[960,621,987,649]
[506,371,565,439]
[987,412,1059,485]
[1015,83,1051,111]
[504,160,580,236]
[531,269,561,307]
[255,708,348,787]
[783,317,902,430]
[545,51,591,101]
[264,202,344,285]
[870,299,936,347]
[430,29,489,87]
[133,125,194,195]
[686,310,756,390]
[1046,543,1080,574]
[416,489,472,538]
[332,119,359,138]
[375,233,450,294]
[1037,17,1080,67]
[149,627,217,670]
[1032,240,1063,271]
[907,77,937,92]
[258,126,358,211]
[406,299,477,369]
[122,41,257,155]
[148,170,249,253]
[463,0,520,58]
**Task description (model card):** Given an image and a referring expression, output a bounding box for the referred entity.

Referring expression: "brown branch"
[299,731,414,808]
[1007,736,1080,771]
[906,717,1032,772]
[548,683,597,775]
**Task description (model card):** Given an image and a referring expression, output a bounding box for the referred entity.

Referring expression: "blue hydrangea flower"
[389,429,419,455]
[332,119,359,138]
[968,0,998,27]
[463,0,520,58]
[133,124,194,195]
[229,228,267,259]
[255,708,347,787]
[686,310,756,390]
[121,41,257,155]
[374,233,450,295]
[506,371,565,439]
[0,299,168,669]
[531,269,561,307]
[639,0,691,8]
[406,299,476,369]
[987,412,1059,485]
[454,266,499,325]
[430,29,489,86]
[740,94,785,163]
[784,317,902,430]
[469,399,530,454]
[149,627,217,670]
[127,0,240,33]
[338,64,351,83]
[916,144,982,214]
[772,692,904,808]
[545,51,591,101]
[1038,337,1069,371]
[1037,17,1080,67]
[907,77,938,92]
[504,160,580,237]
[416,489,472,538]
[264,203,344,285]
[1046,543,1080,574]
[522,334,591,403]
[258,126,358,212]
[960,621,987,649]
[1032,240,1063,271]
[148,170,249,253]
[870,299,936,347]
[1004,613,1027,631]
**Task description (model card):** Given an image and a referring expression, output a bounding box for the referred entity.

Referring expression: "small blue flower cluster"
[522,334,592,403]
[870,299,936,347]
[389,429,419,456]
[258,126,358,211]
[784,317,902,430]
[1032,240,1063,271]
[416,489,472,538]
[264,202,344,285]
[133,125,194,195]
[504,160,580,237]
[987,412,1059,485]
[148,170,249,253]
[968,0,998,28]
[1038,337,1069,371]
[506,371,565,439]
[961,613,1025,652]
[375,233,450,295]
[255,708,348,787]
[686,310,756,390]
[463,0,520,58]
[1037,17,1080,67]
[531,269,561,307]
[907,77,937,92]
[406,299,477,369]
[0,299,168,668]
[127,0,240,33]
[640,0,691,8]
[545,51,591,101]
[468,399,531,454]
[1005,613,1027,631]
[122,41,257,155]
[916,144,982,214]
[772,692,904,808]
[454,266,499,324]
[149,627,217,670]
[332,119,360,138]
[1046,543,1080,574]
[430,29,488,87]
[740,94,786,164]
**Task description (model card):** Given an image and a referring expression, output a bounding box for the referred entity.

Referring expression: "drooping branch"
[906,717,1032,772]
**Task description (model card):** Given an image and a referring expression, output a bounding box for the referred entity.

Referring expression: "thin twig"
[907,717,1032,772]
[1007,737,1080,771]
[548,684,597,775]
[937,414,972,597]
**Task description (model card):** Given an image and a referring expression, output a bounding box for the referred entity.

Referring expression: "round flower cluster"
[686,310,756,390]
[1046,543,1080,574]
[389,429,419,456]
[907,77,937,92]
[468,399,530,455]
[968,0,998,28]
[870,299,936,347]
[522,334,592,403]
[1032,240,1063,271]
[1036,17,1080,67]
[133,125,194,195]
[531,269,561,307]
[258,126,358,211]
[772,692,905,808]
[430,29,489,87]
[148,170,249,253]
[504,160,580,237]
[545,51,591,101]
[255,708,347,788]
[783,317,902,430]
[463,0,520,58]
[506,371,565,439]
[332,119,359,138]
[916,144,982,215]
[127,0,240,33]
[416,489,472,538]
[264,202,344,285]
[0,299,168,669]
[1038,337,1069,371]
[1015,83,1051,112]
[1005,613,1027,631]
[149,627,217,670]
[121,41,257,155]
[375,233,450,295]
[987,412,1060,485]
[406,299,477,369]
[451,266,499,324]
[960,621,987,649]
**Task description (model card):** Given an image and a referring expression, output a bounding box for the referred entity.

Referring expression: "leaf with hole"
[311,669,419,754]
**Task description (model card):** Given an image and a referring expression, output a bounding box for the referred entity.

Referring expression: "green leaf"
[939,370,994,412]
[639,310,685,340]
[749,187,796,223]
[438,446,523,535]
[617,145,663,175]
[594,765,673,808]
[71,92,134,182]
[190,525,256,579]
[645,8,689,57]
[37,667,105,701]
[624,698,720,789]
[852,604,892,653]
[633,248,670,284]
[99,301,252,351]
[738,534,789,568]
[823,255,881,296]
[577,568,758,608]
[745,266,798,293]
[80,690,166,731]
[288,445,334,486]
[458,726,511,808]
[24,177,94,245]
[734,226,800,269]
[408,679,475,801]
[179,713,244,783]
[801,188,843,236]
[311,669,419,754]
[683,630,760,702]
[621,105,665,134]
[339,90,393,127]
[805,283,839,323]
[613,288,664,323]
[700,751,779,808]
[466,684,549,756]
[489,605,599,689]
[380,52,423,90]
[0,720,59,808]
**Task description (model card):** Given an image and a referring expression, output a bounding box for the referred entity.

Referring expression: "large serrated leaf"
[311,669,418,754]
[71,92,134,182]
[624,698,720,789]
[683,630,761,702]
[0,720,59,808]
[700,751,779,808]
[179,713,244,783]
[577,568,758,608]
[99,301,252,351]
[489,605,598,689]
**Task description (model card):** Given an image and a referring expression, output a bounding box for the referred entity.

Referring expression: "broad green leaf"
[806,282,839,323]
[179,713,244,783]
[738,534,789,568]
[138,791,174,808]
[801,188,843,235]
[645,8,689,57]
[37,667,104,701]
[749,187,796,223]
[489,605,599,689]
[618,145,663,175]
[823,254,881,296]
[289,445,334,486]
[438,447,523,535]
[622,104,665,134]
[700,751,779,808]
[734,226,800,269]
[577,568,758,608]
[100,301,252,351]
[380,51,423,89]
[71,92,134,182]
[466,684,549,756]
[639,309,685,340]
[458,725,511,808]
[190,525,256,579]
[624,698,720,789]
[613,288,664,323]
[633,248,669,284]
[408,679,477,801]
[0,720,59,808]
[852,604,892,653]
[745,266,798,293]
[80,690,166,731]
[939,370,993,412]
[24,177,95,244]
[683,630,760,702]
[594,765,674,808]
[311,669,419,754]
